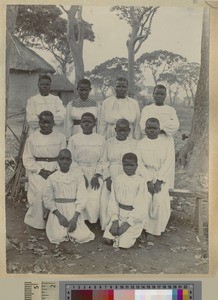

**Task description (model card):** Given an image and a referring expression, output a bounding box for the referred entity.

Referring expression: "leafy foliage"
[15,5,95,76]
[85,57,128,98]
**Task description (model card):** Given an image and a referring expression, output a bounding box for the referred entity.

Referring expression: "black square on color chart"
[71,290,93,300]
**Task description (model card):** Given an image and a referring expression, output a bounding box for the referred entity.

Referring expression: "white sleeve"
[133,101,141,140]
[26,98,39,130]
[157,137,175,181]
[97,100,108,138]
[64,102,73,140]
[43,177,57,213]
[75,175,88,213]
[22,137,41,174]
[161,108,179,136]
[108,184,119,222]
[53,99,66,126]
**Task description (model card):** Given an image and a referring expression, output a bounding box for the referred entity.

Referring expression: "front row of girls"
[23,110,173,249]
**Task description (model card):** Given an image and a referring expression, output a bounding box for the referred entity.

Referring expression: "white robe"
[43,170,95,244]
[23,130,66,229]
[103,173,148,249]
[98,96,141,140]
[67,132,106,223]
[140,103,179,136]
[64,99,99,140]
[136,135,174,235]
[26,93,66,134]
[100,137,138,230]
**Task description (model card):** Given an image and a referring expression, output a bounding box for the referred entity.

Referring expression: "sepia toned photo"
[5,3,209,275]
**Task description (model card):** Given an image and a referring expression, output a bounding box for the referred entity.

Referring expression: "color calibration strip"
[62,282,198,300]
[70,289,189,300]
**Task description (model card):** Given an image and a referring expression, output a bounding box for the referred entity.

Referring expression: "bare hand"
[39,169,53,179]
[153,180,163,194]
[106,177,112,192]
[57,214,68,227]
[90,174,101,190]
[109,220,119,236]
[68,217,77,233]
[118,222,130,236]
[147,181,154,195]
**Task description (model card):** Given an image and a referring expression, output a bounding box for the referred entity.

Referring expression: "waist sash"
[118,202,134,211]
[54,198,76,203]
[35,157,58,162]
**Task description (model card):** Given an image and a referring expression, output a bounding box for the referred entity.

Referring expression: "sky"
[34,5,204,83]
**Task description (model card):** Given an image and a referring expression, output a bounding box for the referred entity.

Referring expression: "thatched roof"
[9,35,55,73]
[50,74,74,92]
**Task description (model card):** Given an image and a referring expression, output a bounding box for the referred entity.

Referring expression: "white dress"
[43,170,95,244]
[140,103,179,188]
[136,135,174,236]
[100,137,138,230]
[22,130,66,229]
[98,96,141,140]
[103,173,148,249]
[64,98,99,140]
[67,132,106,223]
[26,93,66,134]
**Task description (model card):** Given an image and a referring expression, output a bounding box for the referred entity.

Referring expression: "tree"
[136,50,186,85]
[174,62,200,106]
[159,72,180,105]
[61,5,94,86]
[177,9,209,192]
[15,5,95,77]
[85,57,128,99]
[111,6,158,96]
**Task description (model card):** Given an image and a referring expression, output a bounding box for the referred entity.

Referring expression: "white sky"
[35,5,203,80]
[82,6,203,71]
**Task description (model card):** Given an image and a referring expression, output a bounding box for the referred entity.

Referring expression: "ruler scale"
[24,281,201,300]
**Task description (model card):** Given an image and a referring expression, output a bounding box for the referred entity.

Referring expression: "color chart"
[60,282,201,300]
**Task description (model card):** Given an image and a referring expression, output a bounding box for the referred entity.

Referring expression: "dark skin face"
[115,122,130,141]
[77,83,91,101]
[122,158,138,176]
[115,80,128,99]
[39,115,54,135]
[145,120,160,139]
[38,78,51,96]
[58,150,72,173]
[153,87,166,106]
[81,115,95,135]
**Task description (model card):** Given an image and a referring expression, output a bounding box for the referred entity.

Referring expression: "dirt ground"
[5,105,208,274]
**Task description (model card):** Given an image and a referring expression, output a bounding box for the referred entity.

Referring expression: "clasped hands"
[54,210,79,232]
[109,220,130,237]
[147,179,163,195]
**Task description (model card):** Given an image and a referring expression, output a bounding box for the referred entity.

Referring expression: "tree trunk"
[67,6,84,88]
[177,8,209,192]
[127,42,135,97]
[6,5,18,129]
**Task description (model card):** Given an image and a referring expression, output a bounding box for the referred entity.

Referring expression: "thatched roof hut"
[50,74,74,105]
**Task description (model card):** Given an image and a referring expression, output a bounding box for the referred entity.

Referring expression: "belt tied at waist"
[55,198,76,203]
[35,157,58,162]
[73,119,81,125]
[118,202,134,211]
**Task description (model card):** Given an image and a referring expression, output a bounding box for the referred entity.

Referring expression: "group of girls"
[23,74,179,249]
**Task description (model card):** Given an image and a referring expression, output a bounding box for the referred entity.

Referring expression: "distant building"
[50,74,74,106]
[8,35,55,113]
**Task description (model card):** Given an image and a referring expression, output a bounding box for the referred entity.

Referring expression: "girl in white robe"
[23,111,66,229]
[140,85,179,189]
[136,118,174,236]
[98,78,141,140]
[67,113,106,224]
[43,149,95,244]
[100,119,138,230]
[103,153,148,249]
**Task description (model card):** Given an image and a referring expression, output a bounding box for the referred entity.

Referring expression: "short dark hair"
[77,79,91,89]
[38,74,51,83]
[81,112,96,122]
[38,110,54,120]
[146,117,160,126]
[153,84,166,93]
[59,149,72,158]
[115,77,128,85]
[115,118,130,128]
[122,152,138,164]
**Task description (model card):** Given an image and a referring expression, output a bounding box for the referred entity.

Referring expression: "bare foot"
[102,238,113,245]
[146,233,156,242]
